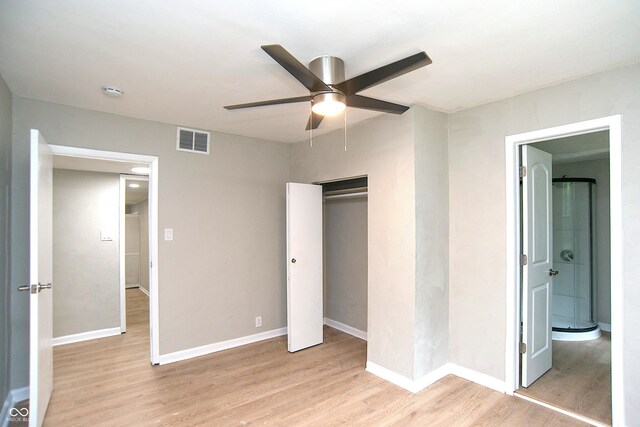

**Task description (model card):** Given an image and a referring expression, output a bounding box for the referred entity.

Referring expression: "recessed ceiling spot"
[103,86,123,97]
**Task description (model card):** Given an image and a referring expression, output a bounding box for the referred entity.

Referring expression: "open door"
[28,129,54,426]
[286,183,323,352]
[521,145,554,387]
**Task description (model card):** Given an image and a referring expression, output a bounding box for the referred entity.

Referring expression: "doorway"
[505,116,623,426]
[321,177,368,342]
[48,145,160,364]
[285,177,369,355]
[121,175,150,338]
[517,132,611,425]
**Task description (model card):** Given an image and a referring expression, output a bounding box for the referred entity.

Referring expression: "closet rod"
[323,191,368,200]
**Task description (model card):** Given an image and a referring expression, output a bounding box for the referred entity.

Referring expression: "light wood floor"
[43,289,585,426]
[518,332,611,425]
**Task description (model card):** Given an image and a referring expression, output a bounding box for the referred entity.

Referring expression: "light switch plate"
[100,230,112,241]
[164,228,173,241]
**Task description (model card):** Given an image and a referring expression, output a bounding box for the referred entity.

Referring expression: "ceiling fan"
[224,45,432,130]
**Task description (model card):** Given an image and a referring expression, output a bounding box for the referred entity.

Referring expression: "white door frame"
[504,115,623,425]
[119,174,149,333]
[49,145,160,365]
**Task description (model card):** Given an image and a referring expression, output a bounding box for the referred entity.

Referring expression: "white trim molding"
[138,286,150,297]
[365,361,426,393]
[504,115,624,426]
[52,327,122,346]
[324,318,367,341]
[158,327,287,365]
[1,387,29,427]
[365,362,504,395]
[447,364,506,393]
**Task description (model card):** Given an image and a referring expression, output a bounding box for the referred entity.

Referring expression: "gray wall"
[554,159,610,326]
[131,199,149,292]
[448,62,640,421]
[52,169,120,337]
[12,97,290,355]
[323,197,367,332]
[413,107,449,379]
[291,105,449,380]
[0,73,12,404]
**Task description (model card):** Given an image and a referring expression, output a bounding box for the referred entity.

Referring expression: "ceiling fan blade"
[335,51,432,95]
[305,112,324,130]
[262,44,331,93]
[347,95,409,114]
[224,95,311,110]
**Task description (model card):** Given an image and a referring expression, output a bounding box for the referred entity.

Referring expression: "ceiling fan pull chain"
[310,122,313,148]
[344,109,348,152]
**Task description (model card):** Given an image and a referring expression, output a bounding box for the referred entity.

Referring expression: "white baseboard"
[53,327,122,346]
[599,322,611,332]
[366,361,422,392]
[447,363,506,393]
[324,318,367,341]
[138,286,150,297]
[413,364,452,391]
[1,387,29,427]
[366,361,505,394]
[158,327,287,365]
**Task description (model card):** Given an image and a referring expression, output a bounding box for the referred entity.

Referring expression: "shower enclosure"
[552,177,600,341]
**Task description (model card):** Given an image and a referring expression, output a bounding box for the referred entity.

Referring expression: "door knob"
[17,283,52,293]
[291,258,296,263]
[548,269,559,276]
[38,283,52,291]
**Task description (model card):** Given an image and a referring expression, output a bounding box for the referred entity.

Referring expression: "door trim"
[504,115,623,425]
[48,145,161,365]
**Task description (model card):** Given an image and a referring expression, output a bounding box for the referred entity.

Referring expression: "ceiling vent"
[177,127,210,155]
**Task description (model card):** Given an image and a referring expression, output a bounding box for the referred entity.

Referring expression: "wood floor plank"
[42,289,586,426]
[518,332,611,424]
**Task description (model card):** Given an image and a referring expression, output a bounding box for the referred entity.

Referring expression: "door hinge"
[520,342,527,354]
[520,254,528,266]
[519,166,527,177]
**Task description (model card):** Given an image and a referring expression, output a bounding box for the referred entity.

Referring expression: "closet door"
[286,183,323,352]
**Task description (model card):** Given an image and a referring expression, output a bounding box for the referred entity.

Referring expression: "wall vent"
[176,127,210,155]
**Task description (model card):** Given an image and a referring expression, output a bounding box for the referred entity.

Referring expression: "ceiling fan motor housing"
[309,55,345,87]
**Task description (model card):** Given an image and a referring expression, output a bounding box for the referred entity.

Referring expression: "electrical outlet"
[255,316,262,328]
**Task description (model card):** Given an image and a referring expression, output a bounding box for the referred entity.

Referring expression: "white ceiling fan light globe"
[311,92,346,116]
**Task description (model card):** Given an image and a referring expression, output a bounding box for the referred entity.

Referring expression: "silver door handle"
[17,283,52,293]
[548,269,559,276]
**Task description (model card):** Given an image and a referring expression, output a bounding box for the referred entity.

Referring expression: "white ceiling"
[1,1,639,143]
[533,130,609,164]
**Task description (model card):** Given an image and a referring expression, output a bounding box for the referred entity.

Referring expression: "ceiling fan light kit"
[224,44,432,133]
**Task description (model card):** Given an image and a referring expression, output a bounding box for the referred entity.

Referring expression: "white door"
[29,129,54,426]
[286,183,323,352]
[521,145,553,387]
